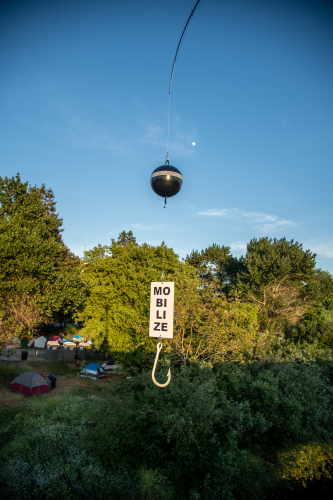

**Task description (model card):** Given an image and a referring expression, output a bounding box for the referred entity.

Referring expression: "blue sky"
[1,0,333,272]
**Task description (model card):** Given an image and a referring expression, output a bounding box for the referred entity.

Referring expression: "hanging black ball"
[150,164,183,199]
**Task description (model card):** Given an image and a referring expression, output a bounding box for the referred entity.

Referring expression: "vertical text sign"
[149,282,174,339]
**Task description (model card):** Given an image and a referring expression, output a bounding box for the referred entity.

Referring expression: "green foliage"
[2,361,333,499]
[234,237,317,332]
[0,174,89,347]
[166,265,259,364]
[286,270,333,348]
[81,362,333,498]
[277,442,333,488]
[117,230,138,246]
[116,346,155,375]
[77,237,180,352]
[246,330,333,363]
[80,242,259,365]
[2,174,333,498]
[185,243,242,291]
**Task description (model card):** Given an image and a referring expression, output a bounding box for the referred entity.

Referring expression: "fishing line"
[165,0,204,163]
[161,202,166,283]
[161,0,203,283]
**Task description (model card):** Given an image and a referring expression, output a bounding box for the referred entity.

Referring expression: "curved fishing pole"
[166,0,204,162]
[152,342,171,388]
[169,0,204,94]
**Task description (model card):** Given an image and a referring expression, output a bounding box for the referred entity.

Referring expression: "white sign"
[149,282,174,339]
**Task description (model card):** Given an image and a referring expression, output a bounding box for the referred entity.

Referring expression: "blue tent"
[78,363,106,379]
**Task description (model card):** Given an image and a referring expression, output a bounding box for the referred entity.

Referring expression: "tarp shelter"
[8,371,50,397]
[47,336,62,345]
[73,335,84,342]
[101,360,116,373]
[78,363,107,379]
[27,336,47,348]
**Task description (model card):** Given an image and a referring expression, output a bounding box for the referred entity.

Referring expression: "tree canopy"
[186,243,242,290]
[1,173,333,362]
[78,234,258,364]
[77,235,180,352]
[232,237,317,331]
[0,174,89,347]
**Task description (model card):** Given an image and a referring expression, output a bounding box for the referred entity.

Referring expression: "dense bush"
[2,361,333,499]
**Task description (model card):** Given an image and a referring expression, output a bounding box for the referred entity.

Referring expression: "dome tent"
[8,371,50,397]
[27,335,47,348]
[78,363,106,379]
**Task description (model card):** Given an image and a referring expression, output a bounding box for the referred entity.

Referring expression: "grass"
[25,360,79,376]
[0,359,125,392]
[0,363,23,388]
[0,360,80,386]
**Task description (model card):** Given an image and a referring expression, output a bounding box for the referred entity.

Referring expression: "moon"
[192,142,196,146]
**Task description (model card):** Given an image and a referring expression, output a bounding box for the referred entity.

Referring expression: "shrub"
[277,442,333,487]
[2,362,333,499]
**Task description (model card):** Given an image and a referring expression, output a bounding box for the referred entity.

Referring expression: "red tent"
[8,371,50,397]
[28,335,47,348]
[45,336,62,347]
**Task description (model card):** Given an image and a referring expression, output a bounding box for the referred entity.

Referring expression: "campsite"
[0,359,124,408]
[1,0,333,498]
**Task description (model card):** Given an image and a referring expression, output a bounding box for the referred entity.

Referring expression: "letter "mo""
[154,286,170,295]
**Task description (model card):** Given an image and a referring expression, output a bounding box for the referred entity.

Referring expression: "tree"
[165,266,258,365]
[233,237,317,332]
[0,174,89,346]
[286,269,333,347]
[77,234,180,352]
[78,234,259,364]
[186,243,242,292]
[117,230,138,246]
[0,296,45,351]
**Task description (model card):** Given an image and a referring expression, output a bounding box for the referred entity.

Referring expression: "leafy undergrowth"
[0,363,23,388]
[1,361,333,499]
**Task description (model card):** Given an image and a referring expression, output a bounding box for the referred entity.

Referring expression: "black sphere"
[150,165,183,199]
